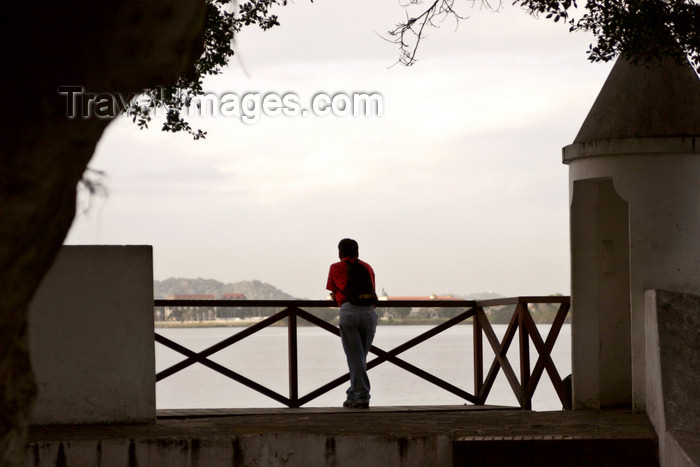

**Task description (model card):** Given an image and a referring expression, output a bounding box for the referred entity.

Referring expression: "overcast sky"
[65,1,614,299]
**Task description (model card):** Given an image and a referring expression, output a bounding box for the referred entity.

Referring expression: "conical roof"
[574,56,700,143]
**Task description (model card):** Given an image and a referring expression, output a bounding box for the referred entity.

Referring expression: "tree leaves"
[392,0,700,72]
[520,0,700,71]
[132,0,700,139]
[126,0,288,139]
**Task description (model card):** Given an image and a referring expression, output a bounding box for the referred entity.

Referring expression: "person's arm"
[326,264,338,304]
[362,261,376,290]
[326,262,347,306]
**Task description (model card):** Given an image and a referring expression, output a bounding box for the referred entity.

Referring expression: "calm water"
[156,324,571,411]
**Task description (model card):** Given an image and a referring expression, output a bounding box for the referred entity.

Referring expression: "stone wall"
[645,289,700,466]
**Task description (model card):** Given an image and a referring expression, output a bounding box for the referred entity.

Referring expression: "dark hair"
[338,238,359,258]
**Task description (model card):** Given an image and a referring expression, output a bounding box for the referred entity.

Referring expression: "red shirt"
[326,257,376,306]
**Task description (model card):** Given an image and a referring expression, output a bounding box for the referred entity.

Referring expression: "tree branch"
[388,1,502,66]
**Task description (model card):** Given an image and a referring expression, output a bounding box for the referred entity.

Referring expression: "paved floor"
[28,406,657,442]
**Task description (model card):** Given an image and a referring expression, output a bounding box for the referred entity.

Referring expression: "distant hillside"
[154,278,297,300]
[460,291,506,301]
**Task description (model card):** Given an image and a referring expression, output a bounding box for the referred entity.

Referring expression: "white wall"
[570,178,631,409]
[28,245,155,425]
[565,139,700,410]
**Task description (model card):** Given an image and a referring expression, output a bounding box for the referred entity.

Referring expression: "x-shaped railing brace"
[474,302,571,410]
[156,306,481,408]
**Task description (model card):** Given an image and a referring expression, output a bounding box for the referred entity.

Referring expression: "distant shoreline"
[154,318,471,328]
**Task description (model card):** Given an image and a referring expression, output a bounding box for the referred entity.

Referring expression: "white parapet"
[28,245,155,425]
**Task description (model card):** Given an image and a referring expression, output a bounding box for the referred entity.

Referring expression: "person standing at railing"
[326,238,379,409]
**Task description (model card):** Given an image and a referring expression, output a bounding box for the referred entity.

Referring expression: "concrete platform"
[26,406,658,466]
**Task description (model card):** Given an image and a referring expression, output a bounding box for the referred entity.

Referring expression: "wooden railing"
[154,297,571,409]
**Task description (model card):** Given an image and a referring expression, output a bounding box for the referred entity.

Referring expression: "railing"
[154,297,571,410]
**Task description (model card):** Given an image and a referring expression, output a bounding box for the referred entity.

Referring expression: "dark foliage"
[390,0,700,71]
[517,0,700,70]
[126,0,289,139]
[131,0,700,138]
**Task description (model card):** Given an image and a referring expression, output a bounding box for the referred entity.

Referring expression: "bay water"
[156,324,571,411]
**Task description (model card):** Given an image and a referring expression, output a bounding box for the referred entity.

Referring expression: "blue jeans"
[339,302,378,402]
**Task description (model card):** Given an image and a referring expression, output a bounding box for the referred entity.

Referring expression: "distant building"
[379,294,461,301]
[221,293,246,300]
[156,293,254,321]
[218,293,248,319]
[162,294,216,321]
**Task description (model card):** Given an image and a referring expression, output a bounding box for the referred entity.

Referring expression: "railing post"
[518,302,532,410]
[473,307,483,403]
[288,310,299,407]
